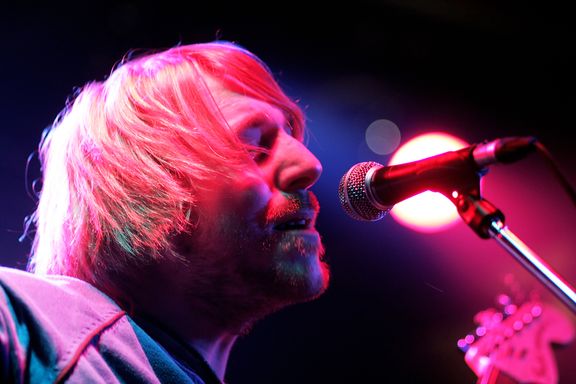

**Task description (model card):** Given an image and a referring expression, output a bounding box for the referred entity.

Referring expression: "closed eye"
[235,111,294,163]
[237,120,281,163]
[243,128,278,163]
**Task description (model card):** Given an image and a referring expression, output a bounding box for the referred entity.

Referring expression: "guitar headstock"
[458,287,574,384]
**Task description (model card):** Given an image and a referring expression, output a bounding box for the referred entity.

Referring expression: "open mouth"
[274,218,311,231]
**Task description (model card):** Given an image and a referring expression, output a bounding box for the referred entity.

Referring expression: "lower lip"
[273,228,320,242]
[272,229,322,255]
[273,227,318,234]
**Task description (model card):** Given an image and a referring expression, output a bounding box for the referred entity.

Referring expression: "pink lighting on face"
[388,132,468,233]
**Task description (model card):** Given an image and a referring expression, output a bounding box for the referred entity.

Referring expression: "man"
[1,41,329,383]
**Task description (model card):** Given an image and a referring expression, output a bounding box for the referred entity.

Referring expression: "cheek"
[193,176,272,249]
[222,176,272,223]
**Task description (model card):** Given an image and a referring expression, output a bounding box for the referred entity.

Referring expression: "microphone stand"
[455,192,576,314]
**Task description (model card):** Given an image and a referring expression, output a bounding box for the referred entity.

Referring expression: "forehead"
[219,95,286,128]
[204,77,286,128]
[201,73,301,139]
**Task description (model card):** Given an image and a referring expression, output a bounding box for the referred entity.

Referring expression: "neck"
[101,265,242,382]
[189,332,238,380]
[142,300,240,381]
[132,302,239,382]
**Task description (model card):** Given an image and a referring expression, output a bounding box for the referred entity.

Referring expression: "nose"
[274,134,322,192]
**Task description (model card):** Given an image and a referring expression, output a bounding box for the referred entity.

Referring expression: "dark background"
[1,2,575,383]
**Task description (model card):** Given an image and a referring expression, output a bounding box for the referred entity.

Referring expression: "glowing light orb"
[365,119,401,155]
[389,132,468,233]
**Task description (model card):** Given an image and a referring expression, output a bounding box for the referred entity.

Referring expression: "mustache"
[265,191,320,226]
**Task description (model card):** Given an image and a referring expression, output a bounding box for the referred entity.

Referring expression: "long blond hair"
[28,41,304,289]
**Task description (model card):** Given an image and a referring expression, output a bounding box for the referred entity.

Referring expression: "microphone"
[338,136,537,221]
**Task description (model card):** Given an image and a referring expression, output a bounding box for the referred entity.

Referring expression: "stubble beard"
[181,222,330,336]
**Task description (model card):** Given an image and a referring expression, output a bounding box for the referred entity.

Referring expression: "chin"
[274,253,330,303]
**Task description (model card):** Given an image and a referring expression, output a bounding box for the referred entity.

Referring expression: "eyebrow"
[234,112,273,131]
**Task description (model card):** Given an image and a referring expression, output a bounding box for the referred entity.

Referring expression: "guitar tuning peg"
[457,333,476,353]
[496,293,512,307]
[503,303,518,316]
[475,325,487,337]
[530,304,543,318]
[473,308,497,326]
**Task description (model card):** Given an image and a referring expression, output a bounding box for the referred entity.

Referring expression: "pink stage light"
[388,132,469,233]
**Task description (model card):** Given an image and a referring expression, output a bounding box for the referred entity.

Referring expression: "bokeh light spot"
[365,119,401,155]
[388,132,468,233]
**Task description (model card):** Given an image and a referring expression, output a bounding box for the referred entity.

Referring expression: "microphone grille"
[338,161,389,221]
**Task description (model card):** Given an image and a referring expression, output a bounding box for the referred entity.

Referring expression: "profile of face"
[170,77,329,330]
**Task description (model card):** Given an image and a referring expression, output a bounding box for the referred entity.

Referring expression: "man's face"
[175,84,329,330]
